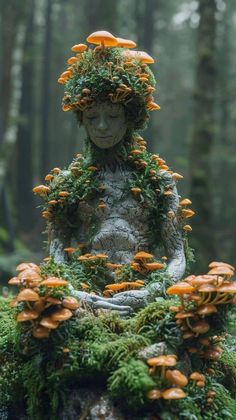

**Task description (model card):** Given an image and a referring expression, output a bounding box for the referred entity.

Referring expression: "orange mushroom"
[17,288,40,302]
[40,277,68,288]
[32,326,50,339]
[167,282,195,295]
[144,262,165,271]
[87,31,118,47]
[165,369,188,387]
[134,251,153,261]
[147,389,162,400]
[32,185,50,195]
[17,309,38,322]
[162,388,187,400]
[51,308,73,321]
[40,316,59,329]
[116,37,136,48]
[71,43,87,52]
[62,296,80,310]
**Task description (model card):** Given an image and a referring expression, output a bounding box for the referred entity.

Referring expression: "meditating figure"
[40,31,189,315]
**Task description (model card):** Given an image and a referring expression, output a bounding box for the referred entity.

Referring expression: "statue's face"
[82,102,127,149]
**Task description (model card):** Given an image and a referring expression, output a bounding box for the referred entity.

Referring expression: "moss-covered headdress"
[58,30,160,129]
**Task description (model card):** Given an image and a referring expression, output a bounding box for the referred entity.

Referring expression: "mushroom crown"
[87,30,118,46]
[59,30,158,129]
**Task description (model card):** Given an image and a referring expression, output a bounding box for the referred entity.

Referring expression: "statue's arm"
[48,220,71,263]
[160,172,186,282]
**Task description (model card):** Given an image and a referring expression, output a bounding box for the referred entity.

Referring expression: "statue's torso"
[76,167,152,263]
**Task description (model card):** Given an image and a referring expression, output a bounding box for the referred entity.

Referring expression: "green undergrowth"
[1,295,236,419]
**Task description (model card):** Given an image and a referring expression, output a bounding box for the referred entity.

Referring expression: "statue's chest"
[78,168,149,223]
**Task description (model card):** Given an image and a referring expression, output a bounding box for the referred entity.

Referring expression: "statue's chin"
[91,137,121,149]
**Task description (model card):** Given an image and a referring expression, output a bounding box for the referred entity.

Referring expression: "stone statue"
[45,31,187,315]
[3,31,236,420]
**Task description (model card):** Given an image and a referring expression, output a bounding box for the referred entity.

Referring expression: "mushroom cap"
[197,304,217,315]
[147,355,177,367]
[125,50,155,64]
[182,331,195,340]
[17,288,40,302]
[33,299,46,313]
[180,198,192,206]
[208,266,234,277]
[198,284,217,293]
[32,185,50,195]
[51,308,72,321]
[208,261,235,271]
[17,309,38,322]
[40,316,59,329]
[87,30,118,46]
[217,282,236,293]
[62,296,80,310]
[147,389,162,400]
[190,275,218,286]
[116,37,136,48]
[175,311,195,319]
[202,347,222,360]
[181,209,195,218]
[46,296,62,305]
[16,262,40,273]
[167,282,195,295]
[71,43,87,52]
[184,275,196,284]
[190,372,205,381]
[192,320,210,334]
[144,262,165,270]
[134,251,153,260]
[165,369,188,387]
[8,276,21,286]
[32,326,50,339]
[162,388,187,400]
[40,277,68,287]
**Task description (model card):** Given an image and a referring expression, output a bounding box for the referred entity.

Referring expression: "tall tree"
[40,0,53,179]
[16,0,35,236]
[189,0,217,270]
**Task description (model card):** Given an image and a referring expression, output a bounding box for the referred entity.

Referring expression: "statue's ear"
[75,110,83,126]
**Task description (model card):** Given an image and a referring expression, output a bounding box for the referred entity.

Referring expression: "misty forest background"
[0,0,236,287]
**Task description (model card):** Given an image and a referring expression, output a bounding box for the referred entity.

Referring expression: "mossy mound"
[1,295,236,419]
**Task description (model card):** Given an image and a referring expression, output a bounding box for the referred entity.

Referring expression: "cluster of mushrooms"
[57,30,160,112]
[146,354,216,405]
[167,261,235,359]
[8,262,80,339]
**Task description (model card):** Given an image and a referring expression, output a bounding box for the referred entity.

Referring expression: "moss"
[108,358,156,408]
[0,297,19,352]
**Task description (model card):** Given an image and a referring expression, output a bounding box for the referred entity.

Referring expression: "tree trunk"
[40,0,53,179]
[189,0,217,270]
[16,0,35,235]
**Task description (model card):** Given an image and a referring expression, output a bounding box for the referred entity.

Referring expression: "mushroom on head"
[87,30,118,47]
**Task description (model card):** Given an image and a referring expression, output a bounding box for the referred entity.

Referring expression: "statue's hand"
[68,285,151,316]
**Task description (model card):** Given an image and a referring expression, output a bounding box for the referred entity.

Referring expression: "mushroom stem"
[186,317,193,331]
[210,293,225,305]
[212,294,231,305]
[161,365,166,378]
[199,292,212,306]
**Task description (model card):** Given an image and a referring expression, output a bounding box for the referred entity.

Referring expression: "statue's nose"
[97,114,108,132]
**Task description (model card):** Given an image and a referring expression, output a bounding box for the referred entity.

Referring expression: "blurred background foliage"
[0,0,236,284]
